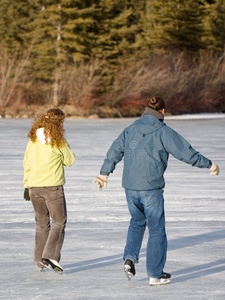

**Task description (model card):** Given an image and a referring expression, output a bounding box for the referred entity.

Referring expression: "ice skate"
[40,258,49,267]
[124,259,135,281]
[149,272,171,286]
[40,258,63,274]
[49,259,63,273]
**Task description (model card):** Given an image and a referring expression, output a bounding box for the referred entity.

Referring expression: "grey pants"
[29,186,67,268]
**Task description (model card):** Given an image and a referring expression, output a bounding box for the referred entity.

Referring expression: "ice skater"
[23,108,75,273]
[93,96,219,285]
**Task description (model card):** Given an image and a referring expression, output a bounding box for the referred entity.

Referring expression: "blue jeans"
[123,189,167,277]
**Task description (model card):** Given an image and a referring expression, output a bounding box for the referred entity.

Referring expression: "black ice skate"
[124,259,136,281]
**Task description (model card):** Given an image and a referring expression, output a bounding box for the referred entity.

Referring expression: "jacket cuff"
[100,172,110,176]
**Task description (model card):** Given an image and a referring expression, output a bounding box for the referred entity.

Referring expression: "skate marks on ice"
[63,253,137,274]
[168,229,225,251]
[0,117,225,300]
[63,229,225,278]
[171,258,225,284]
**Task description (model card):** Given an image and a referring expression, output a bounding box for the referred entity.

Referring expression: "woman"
[23,108,75,273]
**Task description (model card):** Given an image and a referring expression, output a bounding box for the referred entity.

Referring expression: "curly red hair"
[28,108,66,148]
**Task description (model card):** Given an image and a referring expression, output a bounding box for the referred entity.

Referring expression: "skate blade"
[124,266,134,281]
[39,262,63,275]
[149,279,171,286]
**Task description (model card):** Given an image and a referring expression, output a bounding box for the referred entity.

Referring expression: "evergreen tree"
[77,0,143,96]
[0,0,38,52]
[208,0,225,51]
[141,0,208,53]
[23,0,100,104]
[89,0,141,61]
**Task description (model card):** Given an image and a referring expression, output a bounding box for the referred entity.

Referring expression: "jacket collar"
[142,107,164,121]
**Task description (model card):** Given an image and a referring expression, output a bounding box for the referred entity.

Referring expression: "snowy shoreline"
[1,112,225,121]
[165,113,225,120]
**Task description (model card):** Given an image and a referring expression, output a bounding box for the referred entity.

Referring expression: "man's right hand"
[93,175,108,191]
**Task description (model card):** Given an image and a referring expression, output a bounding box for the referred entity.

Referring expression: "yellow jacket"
[23,128,75,187]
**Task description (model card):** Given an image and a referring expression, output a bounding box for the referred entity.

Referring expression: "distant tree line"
[0,0,225,116]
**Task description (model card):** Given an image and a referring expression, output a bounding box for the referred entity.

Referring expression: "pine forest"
[0,0,225,117]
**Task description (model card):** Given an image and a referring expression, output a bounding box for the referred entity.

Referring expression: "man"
[93,96,219,286]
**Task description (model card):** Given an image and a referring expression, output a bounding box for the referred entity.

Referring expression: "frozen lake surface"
[0,114,225,300]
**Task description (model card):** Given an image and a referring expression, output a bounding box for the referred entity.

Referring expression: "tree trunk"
[53,2,61,106]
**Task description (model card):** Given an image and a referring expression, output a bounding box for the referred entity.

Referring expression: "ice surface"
[0,114,225,300]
